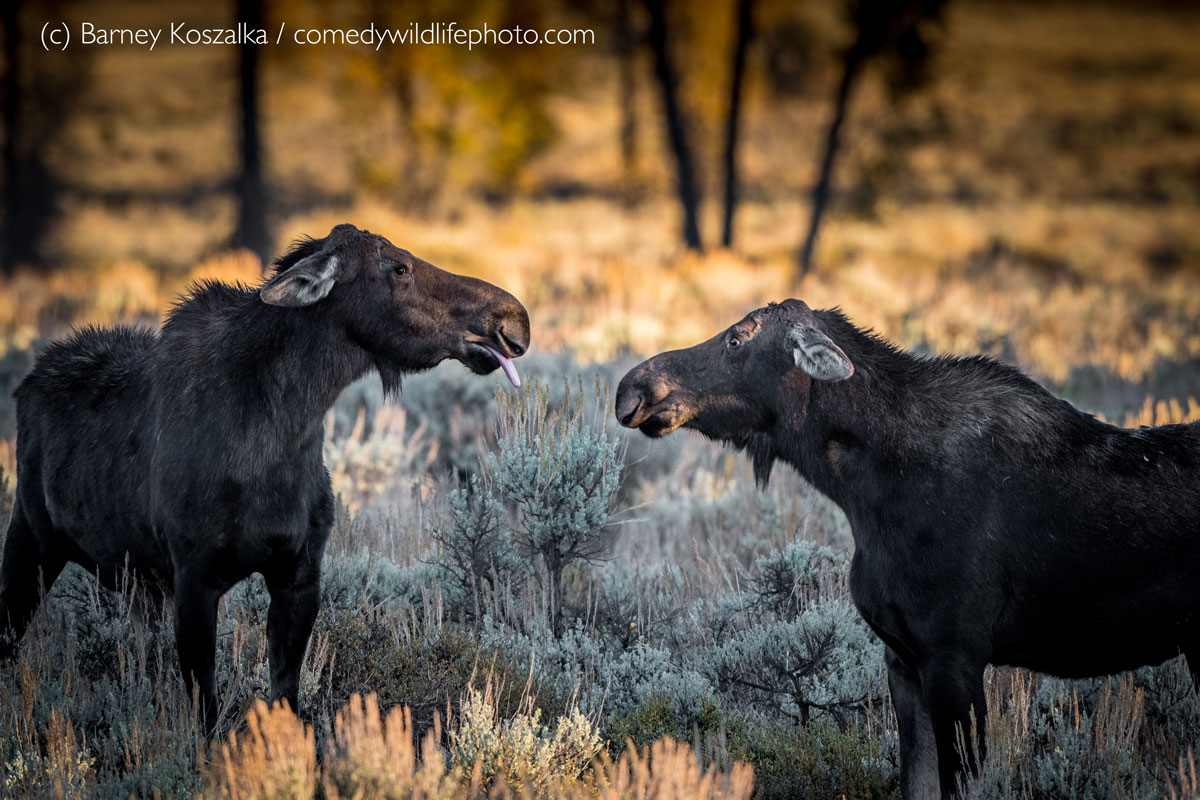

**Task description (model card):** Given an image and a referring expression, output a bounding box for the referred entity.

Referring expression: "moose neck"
[773,310,1087,533]
[771,312,936,524]
[158,284,374,453]
[262,306,374,438]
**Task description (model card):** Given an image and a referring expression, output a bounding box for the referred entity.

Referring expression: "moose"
[0,223,529,732]
[615,299,1200,799]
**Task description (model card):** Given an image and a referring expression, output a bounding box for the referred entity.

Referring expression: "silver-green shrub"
[702,542,885,724]
[487,380,624,636]
[427,476,531,622]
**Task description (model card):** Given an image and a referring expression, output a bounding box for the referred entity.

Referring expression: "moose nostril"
[617,395,643,427]
[499,328,527,357]
[494,307,530,357]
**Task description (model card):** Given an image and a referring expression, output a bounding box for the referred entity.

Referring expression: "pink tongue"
[483,346,521,388]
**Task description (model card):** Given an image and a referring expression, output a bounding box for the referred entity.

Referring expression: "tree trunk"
[544,550,563,637]
[797,45,864,278]
[720,0,753,248]
[235,0,270,268]
[616,0,638,187]
[642,0,703,251]
[1,0,21,275]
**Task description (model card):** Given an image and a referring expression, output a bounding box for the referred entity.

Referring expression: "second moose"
[616,298,1200,799]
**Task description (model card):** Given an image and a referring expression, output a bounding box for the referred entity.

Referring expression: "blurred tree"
[340,0,561,208]
[615,0,639,197]
[235,0,270,267]
[796,0,947,277]
[1,0,61,275]
[642,0,703,251]
[720,0,754,247]
[1,0,20,276]
[1,0,83,274]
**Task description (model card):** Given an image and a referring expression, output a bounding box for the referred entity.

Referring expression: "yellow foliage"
[3,709,96,799]
[1116,396,1200,428]
[449,680,602,794]
[206,693,753,800]
[209,700,318,800]
[185,250,267,290]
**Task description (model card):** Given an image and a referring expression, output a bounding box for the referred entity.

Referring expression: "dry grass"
[1116,397,1200,428]
[4,197,1198,385]
[210,700,318,800]
[2,708,96,799]
[2,1,1198,797]
[1168,750,1200,800]
[207,693,753,800]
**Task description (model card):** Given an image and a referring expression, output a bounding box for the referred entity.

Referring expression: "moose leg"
[920,653,987,798]
[173,574,221,735]
[0,501,66,660]
[264,554,321,714]
[886,648,940,800]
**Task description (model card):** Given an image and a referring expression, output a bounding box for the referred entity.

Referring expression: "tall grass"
[208,689,753,800]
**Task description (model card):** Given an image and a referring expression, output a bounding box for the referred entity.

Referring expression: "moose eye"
[392,263,409,277]
[727,335,742,349]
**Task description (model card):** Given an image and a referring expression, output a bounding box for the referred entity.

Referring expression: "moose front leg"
[886,648,940,800]
[264,554,322,714]
[920,652,987,797]
[173,573,222,736]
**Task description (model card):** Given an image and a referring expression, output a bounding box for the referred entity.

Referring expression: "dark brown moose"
[615,298,1200,799]
[0,224,529,733]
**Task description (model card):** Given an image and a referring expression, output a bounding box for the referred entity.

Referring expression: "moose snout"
[483,297,531,358]
[615,366,671,428]
[498,317,529,357]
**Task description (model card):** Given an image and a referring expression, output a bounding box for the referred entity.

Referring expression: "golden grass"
[1168,749,1200,800]
[2,707,96,799]
[210,700,318,800]
[6,194,1198,386]
[207,693,754,800]
[1116,396,1200,428]
[323,406,437,513]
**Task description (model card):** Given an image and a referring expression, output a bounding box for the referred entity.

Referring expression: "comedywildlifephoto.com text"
[40,20,596,52]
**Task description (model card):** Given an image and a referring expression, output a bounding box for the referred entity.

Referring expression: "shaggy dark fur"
[615,298,1200,799]
[0,223,529,732]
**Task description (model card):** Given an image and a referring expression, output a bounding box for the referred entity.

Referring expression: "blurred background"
[3,2,1200,797]
[1,0,1197,396]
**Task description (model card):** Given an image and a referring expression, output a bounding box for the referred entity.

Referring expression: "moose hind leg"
[264,558,321,714]
[0,501,66,661]
[887,648,940,800]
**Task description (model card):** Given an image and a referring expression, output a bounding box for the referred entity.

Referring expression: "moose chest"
[847,515,986,662]
[151,442,334,582]
[848,547,926,660]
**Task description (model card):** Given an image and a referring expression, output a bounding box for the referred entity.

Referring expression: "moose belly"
[991,592,1198,678]
[155,470,333,583]
[994,625,1189,678]
[42,466,171,581]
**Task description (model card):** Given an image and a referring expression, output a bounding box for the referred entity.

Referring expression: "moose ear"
[788,325,854,381]
[260,255,339,307]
